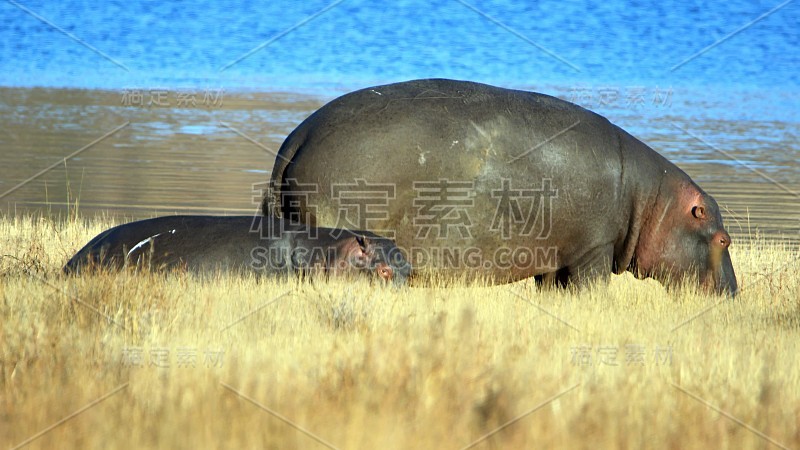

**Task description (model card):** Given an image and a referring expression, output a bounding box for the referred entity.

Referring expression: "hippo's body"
[64,215,410,285]
[266,79,737,294]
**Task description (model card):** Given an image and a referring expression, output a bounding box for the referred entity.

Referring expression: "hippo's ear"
[356,235,371,253]
[338,235,373,266]
[692,205,706,220]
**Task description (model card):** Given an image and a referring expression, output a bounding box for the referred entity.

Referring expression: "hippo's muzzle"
[706,231,738,297]
[715,248,738,297]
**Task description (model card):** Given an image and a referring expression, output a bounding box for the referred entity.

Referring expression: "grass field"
[1,213,798,449]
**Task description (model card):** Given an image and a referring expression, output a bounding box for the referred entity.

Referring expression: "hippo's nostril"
[713,231,731,249]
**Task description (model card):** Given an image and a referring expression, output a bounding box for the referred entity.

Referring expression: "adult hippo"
[265,79,737,295]
[64,215,411,286]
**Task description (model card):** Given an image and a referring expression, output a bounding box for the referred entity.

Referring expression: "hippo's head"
[636,181,738,297]
[331,235,412,286]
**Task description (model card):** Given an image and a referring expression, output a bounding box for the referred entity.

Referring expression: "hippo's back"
[271,79,614,191]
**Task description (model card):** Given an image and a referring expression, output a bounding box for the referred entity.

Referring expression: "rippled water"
[2,0,798,92]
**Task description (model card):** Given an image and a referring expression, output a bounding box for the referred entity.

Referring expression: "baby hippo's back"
[63,215,299,275]
[63,215,412,286]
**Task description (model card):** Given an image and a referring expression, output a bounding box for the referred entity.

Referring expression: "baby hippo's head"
[331,234,412,286]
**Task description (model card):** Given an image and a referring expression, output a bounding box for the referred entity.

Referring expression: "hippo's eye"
[377,265,393,281]
[691,206,706,220]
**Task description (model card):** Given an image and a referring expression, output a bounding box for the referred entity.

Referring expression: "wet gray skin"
[266,78,736,295]
[64,215,411,286]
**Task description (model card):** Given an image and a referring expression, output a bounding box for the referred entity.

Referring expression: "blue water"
[1,0,798,92]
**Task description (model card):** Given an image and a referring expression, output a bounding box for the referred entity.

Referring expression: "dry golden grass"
[1,213,798,449]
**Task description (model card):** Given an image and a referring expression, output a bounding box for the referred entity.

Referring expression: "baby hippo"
[63,215,411,286]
